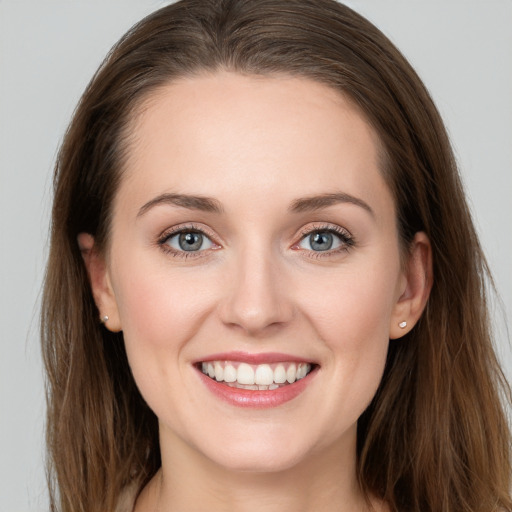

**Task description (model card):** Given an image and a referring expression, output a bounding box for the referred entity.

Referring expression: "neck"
[135,426,378,512]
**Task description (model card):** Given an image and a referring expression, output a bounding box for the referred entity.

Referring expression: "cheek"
[110,260,217,401]
[299,261,398,403]
[303,264,398,345]
[114,263,211,348]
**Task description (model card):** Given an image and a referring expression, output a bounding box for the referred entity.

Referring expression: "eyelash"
[157,223,219,260]
[157,223,355,259]
[295,224,355,259]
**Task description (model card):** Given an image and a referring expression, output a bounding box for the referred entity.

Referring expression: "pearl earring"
[398,321,407,329]
[101,315,109,324]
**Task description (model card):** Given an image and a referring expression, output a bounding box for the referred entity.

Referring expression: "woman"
[41,0,511,511]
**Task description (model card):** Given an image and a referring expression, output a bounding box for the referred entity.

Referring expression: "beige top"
[115,484,138,512]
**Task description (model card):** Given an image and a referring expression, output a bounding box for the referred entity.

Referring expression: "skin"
[80,72,431,511]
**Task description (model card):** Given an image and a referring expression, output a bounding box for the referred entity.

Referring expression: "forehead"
[117,71,391,218]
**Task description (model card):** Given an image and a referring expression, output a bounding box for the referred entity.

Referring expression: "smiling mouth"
[198,361,315,390]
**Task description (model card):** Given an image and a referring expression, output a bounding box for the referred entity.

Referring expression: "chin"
[195,433,311,474]
[213,449,306,474]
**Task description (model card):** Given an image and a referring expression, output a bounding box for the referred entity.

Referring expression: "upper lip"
[195,351,317,365]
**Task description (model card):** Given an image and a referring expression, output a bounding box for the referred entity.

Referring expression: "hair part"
[41,1,511,511]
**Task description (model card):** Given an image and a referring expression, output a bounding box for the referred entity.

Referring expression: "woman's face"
[100,72,413,472]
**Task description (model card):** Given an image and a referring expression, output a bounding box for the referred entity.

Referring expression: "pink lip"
[195,362,318,409]
[196,351,313,365]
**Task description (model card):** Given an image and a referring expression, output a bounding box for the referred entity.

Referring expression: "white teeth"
[286,363,297,383]
[254,364,274,385]
[223,364,237,383]
[200,360,313,388]
[214,362,224,381]
[237,363,255,385]
[273,364,287,384]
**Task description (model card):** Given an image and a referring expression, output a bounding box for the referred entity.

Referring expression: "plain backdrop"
[1,1,511,510]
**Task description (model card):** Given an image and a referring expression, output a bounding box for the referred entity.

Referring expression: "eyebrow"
[137,191,374,218]
[137,193,224,217]
[289,192,374,217]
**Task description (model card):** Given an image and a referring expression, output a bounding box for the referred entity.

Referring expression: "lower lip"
[197,368,317,409]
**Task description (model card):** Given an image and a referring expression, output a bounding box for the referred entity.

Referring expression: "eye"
[161,229,216,253]
[296,227,354,253]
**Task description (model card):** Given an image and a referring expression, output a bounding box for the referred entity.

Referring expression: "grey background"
[1,1,510,510]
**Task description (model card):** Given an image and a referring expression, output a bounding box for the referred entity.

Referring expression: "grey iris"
[179,232,203,251]
[310,232,333,251]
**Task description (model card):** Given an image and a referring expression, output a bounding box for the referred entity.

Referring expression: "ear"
[389,231,432,339]
[77,233,122,332]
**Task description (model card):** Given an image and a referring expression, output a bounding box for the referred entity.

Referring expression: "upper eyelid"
[297,223,353,239]
[158,223,218,242]
[157,225,220,259]
[157,221,353,249]
[294,223,355,252]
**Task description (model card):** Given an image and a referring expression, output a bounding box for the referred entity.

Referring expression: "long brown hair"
[41,1,511,511]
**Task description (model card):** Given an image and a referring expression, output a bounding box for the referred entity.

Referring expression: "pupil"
[311,232,333,251]
[179,232,202,251]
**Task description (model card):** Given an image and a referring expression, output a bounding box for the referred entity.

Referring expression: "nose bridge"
[219,239,293,335]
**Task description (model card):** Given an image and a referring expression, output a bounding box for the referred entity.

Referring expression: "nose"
[218,246,294,337]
